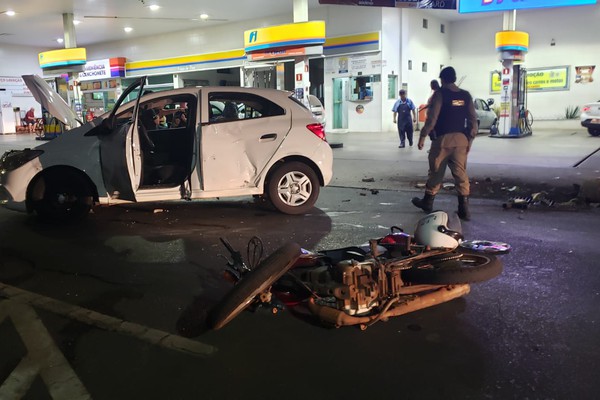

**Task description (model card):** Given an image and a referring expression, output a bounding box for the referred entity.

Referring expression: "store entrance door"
[332,77,348,129]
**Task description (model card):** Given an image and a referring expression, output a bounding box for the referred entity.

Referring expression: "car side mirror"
[487,98,495,106]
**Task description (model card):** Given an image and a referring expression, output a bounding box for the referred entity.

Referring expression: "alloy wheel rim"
[276,171,312,206]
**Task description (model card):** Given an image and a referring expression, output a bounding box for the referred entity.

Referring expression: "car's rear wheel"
[32,171,93,223]
[267,161,320,215]
[588,128,600,137]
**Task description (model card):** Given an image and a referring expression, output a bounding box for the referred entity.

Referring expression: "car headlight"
[0,149,44,172]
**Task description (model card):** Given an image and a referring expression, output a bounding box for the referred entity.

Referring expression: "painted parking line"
[0,282,217,357]
[0,300,92,399]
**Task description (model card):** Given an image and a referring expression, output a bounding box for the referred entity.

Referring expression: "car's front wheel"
[31,170,94,223]
[588,128,600,137]
[267,161,320,215]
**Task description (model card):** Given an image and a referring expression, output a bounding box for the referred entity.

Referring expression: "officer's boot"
[458,195,471,221]
[411,193,435,213]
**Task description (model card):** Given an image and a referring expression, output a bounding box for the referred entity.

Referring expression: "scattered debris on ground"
[408,177,600,210]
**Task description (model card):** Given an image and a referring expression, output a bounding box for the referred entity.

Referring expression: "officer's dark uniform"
[422,85,476,196]
[412,70,478,220]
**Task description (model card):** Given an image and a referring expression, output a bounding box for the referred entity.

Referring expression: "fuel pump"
[492,30,532,138]
[515,65,532,136]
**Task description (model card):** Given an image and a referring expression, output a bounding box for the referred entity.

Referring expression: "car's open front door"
[98,77,146,202]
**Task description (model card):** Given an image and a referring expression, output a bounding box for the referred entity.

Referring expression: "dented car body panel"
[0,76,333,219]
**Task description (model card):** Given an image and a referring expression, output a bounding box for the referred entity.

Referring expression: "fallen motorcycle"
[207,211,506,330]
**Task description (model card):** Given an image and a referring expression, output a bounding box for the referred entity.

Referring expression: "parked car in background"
[0,75,333,222]
[580,100,600,136]
[473,98,497,133]
[307,95,326,127]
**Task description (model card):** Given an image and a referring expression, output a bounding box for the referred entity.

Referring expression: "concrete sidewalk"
[327,120,600,197]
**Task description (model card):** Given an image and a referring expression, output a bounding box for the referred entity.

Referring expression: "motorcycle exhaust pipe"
[307,284,470,329]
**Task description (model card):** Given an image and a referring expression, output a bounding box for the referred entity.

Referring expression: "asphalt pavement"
[326,119,600,197]
[0,122,599,400]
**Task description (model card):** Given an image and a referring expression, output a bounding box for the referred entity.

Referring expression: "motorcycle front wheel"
[207,242,302,330]
[401,251,503,285]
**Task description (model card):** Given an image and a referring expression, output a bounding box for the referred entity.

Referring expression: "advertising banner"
[319,0,456,8]
[575,65,595,84]
[491,66,570,93]
[319,0,396,6]
[78,59,112,81]
[396,0,456,9]
[460,0,596,14]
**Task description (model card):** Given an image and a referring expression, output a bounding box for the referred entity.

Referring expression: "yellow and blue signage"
[38,48,87,69]
[126,49,246,76]
[495,31,529,53]
[244,21,326,53]
[460,0,596,13]
[324,32,380,54]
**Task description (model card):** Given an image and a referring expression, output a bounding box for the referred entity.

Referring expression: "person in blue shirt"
[392,90,417,148]
[359,85,373,100]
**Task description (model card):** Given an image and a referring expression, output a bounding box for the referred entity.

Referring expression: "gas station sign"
[491,66,570,93]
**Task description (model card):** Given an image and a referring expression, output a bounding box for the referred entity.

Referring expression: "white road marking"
[0,300,92,399]
[0,282,217,358]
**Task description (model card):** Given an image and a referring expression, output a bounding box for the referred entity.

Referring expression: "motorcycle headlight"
[0,149,44,172]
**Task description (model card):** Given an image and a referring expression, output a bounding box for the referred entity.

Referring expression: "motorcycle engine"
[298,260,380,315]
[330,259,379,315]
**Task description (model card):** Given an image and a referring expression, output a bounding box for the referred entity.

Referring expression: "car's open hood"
[22,74,81,129]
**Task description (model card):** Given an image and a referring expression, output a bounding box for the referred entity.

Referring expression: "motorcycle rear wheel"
[401,251,502,284]
[207,242,302,330]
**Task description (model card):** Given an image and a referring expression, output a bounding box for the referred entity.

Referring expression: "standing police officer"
[392,90,417,148]
[411,66,478,220]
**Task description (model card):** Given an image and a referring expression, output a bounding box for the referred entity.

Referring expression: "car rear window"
[208,92,285,123]
[289,95,309,111]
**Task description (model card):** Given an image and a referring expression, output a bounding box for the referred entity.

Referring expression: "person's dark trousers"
[397,122,413,147]
[405,124,414,146]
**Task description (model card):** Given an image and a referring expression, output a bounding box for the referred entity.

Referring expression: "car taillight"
[306,123,326,141]
[582,106,591,112]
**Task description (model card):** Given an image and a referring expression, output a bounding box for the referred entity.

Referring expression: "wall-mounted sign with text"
[78,58,126,82]
[490,66,570,94]
[396,0,456,9]
[319,0,396,6]
[319,0,456,8]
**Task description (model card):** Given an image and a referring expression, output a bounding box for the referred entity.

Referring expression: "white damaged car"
[0,76,333,222]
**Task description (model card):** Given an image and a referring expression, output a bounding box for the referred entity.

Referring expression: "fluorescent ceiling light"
[124,26,133,33]
[4,10,16,16]
[200,13,209,20]
[149,5,160,11]
[73,19,81,25]
[56,38,64,43]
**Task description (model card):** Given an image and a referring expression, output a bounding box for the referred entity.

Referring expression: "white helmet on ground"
[414,211,463,249]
